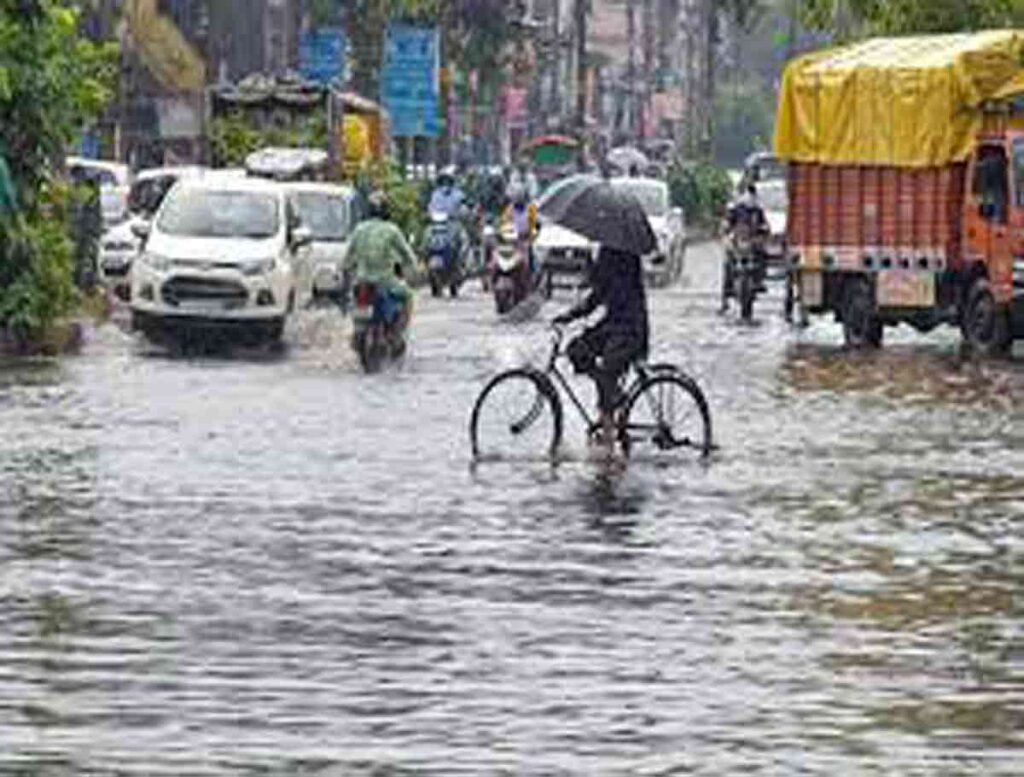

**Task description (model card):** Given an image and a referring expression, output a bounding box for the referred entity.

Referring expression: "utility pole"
[642,0,655,140]
[574,0,587,167]
[627,0,637,140]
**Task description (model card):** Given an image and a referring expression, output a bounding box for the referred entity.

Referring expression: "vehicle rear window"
[290,192,349,241]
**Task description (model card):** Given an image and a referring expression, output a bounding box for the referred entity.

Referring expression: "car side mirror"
[131,221,150,241]
[291,226,313,250]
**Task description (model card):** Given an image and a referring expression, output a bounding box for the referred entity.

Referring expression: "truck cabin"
[968,130,1024,223]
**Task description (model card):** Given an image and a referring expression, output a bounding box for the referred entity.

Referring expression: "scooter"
[425,212,464,298]
[492,229,532,315]
[351,281,406,373]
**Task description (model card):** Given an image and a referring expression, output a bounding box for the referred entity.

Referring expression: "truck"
[775,31,1024,354]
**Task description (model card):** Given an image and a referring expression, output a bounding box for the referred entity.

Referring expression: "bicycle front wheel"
[470,369,563,461]
[621,374,712,459]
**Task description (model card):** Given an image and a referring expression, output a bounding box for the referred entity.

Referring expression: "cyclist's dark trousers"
[569,323,644,414]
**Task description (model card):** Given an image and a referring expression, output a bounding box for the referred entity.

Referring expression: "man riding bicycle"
[553,246,650,451]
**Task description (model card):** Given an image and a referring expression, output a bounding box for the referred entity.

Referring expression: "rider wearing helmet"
[429,166,465,218]
[342,190,418,329]
[501,183,539,273]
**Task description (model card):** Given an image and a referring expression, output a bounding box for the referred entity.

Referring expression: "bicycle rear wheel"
[620,373,712,459]
[470,369,563,461]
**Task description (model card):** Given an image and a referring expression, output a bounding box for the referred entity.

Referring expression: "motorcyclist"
[342,190,417,334]
[428,167,465,218]
[722,184,769,312]
[428,166,468,264]
[500,183,539,273]
[507,159,539,202]
[553,246,650,452]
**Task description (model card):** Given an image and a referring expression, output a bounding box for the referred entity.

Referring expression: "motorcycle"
[425,211,464,298]
[722,223,767,322]
[492,224,532,315]
[351,281,406,373]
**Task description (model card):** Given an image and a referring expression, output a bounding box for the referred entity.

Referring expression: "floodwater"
[1,244,1021,775]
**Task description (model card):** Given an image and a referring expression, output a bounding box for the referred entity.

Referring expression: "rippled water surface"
[1,245,1021,775]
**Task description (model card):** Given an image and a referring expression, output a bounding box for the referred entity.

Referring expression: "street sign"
[381,24,441,138]
[299,27,348,85]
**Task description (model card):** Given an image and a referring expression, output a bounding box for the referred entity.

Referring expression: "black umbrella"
[537,177,657,255]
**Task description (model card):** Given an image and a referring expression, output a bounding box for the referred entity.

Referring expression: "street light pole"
[574,0,587,168]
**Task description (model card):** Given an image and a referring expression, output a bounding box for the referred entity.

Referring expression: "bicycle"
[469,324,713,461]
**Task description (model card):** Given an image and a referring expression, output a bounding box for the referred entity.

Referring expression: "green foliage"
[0,1,117,346]
[666,160,733,228]
[354,160,428,247]
[713,82,775,169]
[798,0,1024,35]
[209,110,329,168]
[0,210,76,344]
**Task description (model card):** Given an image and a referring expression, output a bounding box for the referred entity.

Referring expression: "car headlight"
[241,257,277,276]
[139,252,171,272]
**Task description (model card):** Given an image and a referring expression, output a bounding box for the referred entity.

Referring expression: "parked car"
[610,176,686,287]
[99,166,207,287]
[535,174,686,293]
[756,177,789,274]
[66,157,131,227]
[284,182,360,301]
[129,177,312,344]
[534,174,600,296]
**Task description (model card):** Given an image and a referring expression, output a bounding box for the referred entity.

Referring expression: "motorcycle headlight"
[139,252,172,272]
[241,257,277,276]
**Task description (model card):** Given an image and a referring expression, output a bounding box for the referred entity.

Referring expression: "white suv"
[129,177,311,344]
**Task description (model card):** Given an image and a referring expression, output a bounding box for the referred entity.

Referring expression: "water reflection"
[779,342,1024,410]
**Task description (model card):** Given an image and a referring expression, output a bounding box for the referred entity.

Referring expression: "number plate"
[877,271,935,308]
[801,271,823,306]
[429,256,445,271]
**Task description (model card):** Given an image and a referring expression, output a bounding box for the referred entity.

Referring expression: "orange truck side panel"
[788,163,966,270]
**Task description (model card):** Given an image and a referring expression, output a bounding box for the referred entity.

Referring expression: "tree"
[798,0,1024,36]
[0,0,117,345]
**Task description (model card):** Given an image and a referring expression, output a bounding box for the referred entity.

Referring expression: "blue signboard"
[299,28,348,85]
[380,24,441,138]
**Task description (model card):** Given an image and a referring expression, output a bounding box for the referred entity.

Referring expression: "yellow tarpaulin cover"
[774,31,1024,168]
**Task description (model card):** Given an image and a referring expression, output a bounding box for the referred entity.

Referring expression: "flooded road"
[1,243,1021,774]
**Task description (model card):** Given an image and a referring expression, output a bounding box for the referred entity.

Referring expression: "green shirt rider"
[342,190,418,323]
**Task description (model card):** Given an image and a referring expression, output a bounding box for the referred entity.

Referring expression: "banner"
[381,25,441,138]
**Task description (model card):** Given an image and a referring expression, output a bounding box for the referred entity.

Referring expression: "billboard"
[381,24,441,138]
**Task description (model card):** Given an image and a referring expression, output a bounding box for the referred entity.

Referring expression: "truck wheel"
[842,276,883,348]
[962,278,1012,357]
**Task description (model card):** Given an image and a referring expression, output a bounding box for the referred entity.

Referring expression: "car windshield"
[613,180,669,216]
[290,192,349,241]
[157,188,280,239]
[129,176,178,216]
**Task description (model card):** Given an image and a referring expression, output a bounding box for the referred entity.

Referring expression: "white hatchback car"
[283,182,360,299]
[129,177,311,343]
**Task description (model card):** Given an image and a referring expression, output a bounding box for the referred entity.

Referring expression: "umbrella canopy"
[538,176,656,255]
[607,146,650,172]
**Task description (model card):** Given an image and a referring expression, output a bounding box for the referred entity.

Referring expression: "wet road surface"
[1,243,1022,774]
